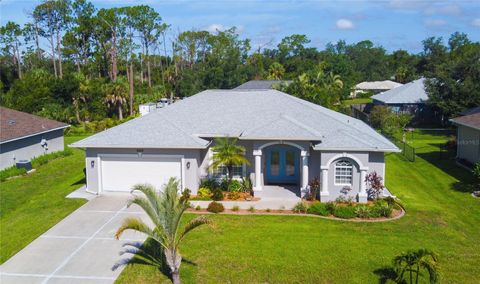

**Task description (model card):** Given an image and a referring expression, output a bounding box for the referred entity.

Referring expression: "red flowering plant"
[365,171,384,200]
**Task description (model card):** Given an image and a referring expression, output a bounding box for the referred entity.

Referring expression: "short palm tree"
[393,248,439,284]
[104,80,128,120]
[114,178,211,284]
[210,137,250,184]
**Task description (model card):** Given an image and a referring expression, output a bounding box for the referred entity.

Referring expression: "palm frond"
[115,217,157,241]
[177,215,212,246]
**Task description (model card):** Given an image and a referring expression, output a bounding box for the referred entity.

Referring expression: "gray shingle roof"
[371,78,428,104]
[71,89,398,152]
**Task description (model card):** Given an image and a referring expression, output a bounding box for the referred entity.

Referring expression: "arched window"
[335,159,353,185]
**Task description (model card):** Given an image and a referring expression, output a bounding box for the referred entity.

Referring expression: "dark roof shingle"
[0,107,68,143]
[451,112,480,130]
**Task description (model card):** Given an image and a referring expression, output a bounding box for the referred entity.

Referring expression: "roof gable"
[0,107,68,143]
[371,78,428,104]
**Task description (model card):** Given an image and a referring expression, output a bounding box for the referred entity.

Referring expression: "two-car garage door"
[100,156,182,192]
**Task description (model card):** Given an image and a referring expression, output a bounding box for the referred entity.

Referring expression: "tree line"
[1,0,479,124]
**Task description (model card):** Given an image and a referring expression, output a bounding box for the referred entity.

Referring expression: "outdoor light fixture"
[91,160,95,168]
[186,161,191,169]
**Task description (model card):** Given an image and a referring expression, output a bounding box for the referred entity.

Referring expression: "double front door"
[265,145,299,184]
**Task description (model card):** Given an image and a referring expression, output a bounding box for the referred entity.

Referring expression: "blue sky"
[1,0,479,53]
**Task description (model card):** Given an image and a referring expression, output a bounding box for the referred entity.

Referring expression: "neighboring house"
[234,80,291,90]
[371,78,439,124]
[450,112,480,165]
[350,80,403,98]
[71,89,399,202]
[0,107,69,170]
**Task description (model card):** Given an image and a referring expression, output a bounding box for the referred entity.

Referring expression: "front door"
[265,146,299,184]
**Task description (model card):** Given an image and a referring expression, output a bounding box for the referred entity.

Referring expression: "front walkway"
[0,193,146,284]
[190,185,302,210]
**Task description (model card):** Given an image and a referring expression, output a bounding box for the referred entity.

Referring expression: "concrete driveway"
[0,194,149,284]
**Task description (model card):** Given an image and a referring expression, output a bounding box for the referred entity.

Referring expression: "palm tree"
[114,178,211,284]
[104,80,128,120]
[210,137,250,184]
[393,248,438,284]
[267,62,285,80]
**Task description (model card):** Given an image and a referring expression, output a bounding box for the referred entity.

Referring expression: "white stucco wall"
[0,129,65,170]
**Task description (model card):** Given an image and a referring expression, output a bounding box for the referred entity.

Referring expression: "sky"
[1,0,479,54]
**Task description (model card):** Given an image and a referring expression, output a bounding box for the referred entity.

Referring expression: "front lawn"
[341,97,373,106]
[0,135,89,263]
[117,133,479,283]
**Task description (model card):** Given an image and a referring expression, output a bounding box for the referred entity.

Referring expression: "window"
[211,165,243,178]
[335,159,353,185]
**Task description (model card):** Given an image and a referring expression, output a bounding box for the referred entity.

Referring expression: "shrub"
[325,201,338,214]
[227,191,240,200]
[199,178,218,190]
[197,187,212,199]
[211,188,224,201]
[195,205,201,211]
[308,177,320,201]
[31,149,73,168]
[240,176,253,193]
[248,206,255,213]
[292,202,308,214]
[266,208,271,213]
[180,188,191,203]
[228,180,242,192]
[232,205,240,212]
[207,201,224,213]
[219,178,229,191]
[0,166,27,182]
[355,205,370,218]
[278,205,285,212]
[373,203,393,218]
[307,203,329,216]
[335,195,347,203]
[333,206,357,219]
[365,171,384,200]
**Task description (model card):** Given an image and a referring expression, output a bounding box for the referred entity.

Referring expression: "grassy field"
[0,135,89,263]
[117,132,479,284]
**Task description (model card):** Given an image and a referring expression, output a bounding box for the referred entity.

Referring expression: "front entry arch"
[264,145,300,185]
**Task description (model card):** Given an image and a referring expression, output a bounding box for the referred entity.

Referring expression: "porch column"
[301,151,309,191]
[253,149,262,191]
[320,166,330,200]
[358,168,368,203]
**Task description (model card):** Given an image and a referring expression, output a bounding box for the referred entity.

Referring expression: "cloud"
[424,19,447,29]
[425,4,462,16]
[203,24,244,34]
[336,19,354,30]
[472,18,480,27]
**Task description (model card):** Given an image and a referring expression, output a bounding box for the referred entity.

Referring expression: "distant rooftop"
[233,80,291,90]
[354,80,403,90]
[371,78,428,104]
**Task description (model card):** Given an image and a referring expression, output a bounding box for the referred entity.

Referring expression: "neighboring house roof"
[460,106,480,116]
[371,78,428,104]
[0,107,68,144]
[72,90,398,152]
[233,80,291,90]
[450,113,480,130]
[354,80,403,91]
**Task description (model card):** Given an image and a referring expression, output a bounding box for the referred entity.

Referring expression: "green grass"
[341,97,373,106]
[117,133,479,284]
[0,135,89,263]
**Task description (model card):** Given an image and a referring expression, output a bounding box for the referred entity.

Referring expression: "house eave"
[449,120,480,131]
[68,144,209,149]
[0,125,70,144]
[313,146,401,153]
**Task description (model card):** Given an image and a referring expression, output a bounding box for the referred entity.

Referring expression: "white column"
[301,151,309,190]
[358,169,368,203]
[320,167,329,195]
[253,150,262,191]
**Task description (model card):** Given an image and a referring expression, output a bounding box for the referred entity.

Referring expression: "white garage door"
[100,156,182,192]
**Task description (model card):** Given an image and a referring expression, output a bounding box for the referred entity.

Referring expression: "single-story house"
[0,107,69,170]
[71,89,399,202]
[350,80,403,98]
[450,111,480,165]
[234,80,291,90]
[371,78,440,124]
